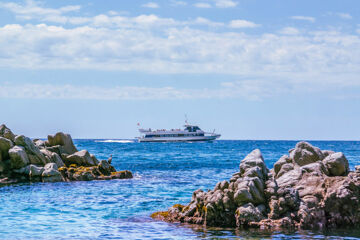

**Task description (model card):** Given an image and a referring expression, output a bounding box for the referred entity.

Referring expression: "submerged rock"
[152,142,360,231]
[0,125,133,184]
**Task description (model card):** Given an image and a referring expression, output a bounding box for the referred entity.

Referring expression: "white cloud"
[291,16,316,23]
[194,0,238,8]
[336,12,352,20]
[142,2,160,9]
[0,0,81,24]
[0,1,360,101]
[0,82,283,101]
[214,0,238,8]
[279,27,300,35]
[170,0,187,6]
[229,19,260,28]
[193,17,224,27]
[194,3,212,8]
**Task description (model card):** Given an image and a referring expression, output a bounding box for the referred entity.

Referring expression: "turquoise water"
[1,140,360,239]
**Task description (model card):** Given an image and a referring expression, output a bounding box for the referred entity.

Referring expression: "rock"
[322,150,335,158]
[300,162,328,176]
[33,139,46,148]
[276,163,294,178]
[110,170,133,179]
[240,149,268,180]
[47,132,77,155]
[153,141,360,231]
[235,203,266,226]
[290,141,324,166]
[14,135,47,165]
[29,165,45,177]
[9,146,29,169]
[45,145,66,156]
[0,137,13,160]
[90,154,99,165]
[42,163,63,182]
[0,124,15,142]
[0,126,132,185]
[274,155,291,176]
[65,150,97,167]
[323,152,349,176]
[14,164,44,179]
[98,160,112,175]
[40,149,65,167]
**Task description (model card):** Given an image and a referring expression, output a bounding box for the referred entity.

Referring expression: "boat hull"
[138,135,220,142]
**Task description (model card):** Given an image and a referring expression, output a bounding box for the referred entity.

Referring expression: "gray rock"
[40,149,65,167]
[0,136,14,160]
[0,124,15,142]
[235,203,266,226]
[14,135,47,165]
[9,146,29,169]
[42,163,63,182]
[274,155,292,176]
[276,163,294,178]
[98,160,112,175]
[34,139,46,148]
[29,165,45,177]
[47,132,77,155]
[323,152,349,176]
[90,154,99,165]
[14,164,44,178]
[301,162,328,176]
[240,149,268,180]
[290,141,324,166]
[66,150,97,166]
[322,150,335,158]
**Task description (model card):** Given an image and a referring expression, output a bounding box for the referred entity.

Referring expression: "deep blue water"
[1,140,360,239]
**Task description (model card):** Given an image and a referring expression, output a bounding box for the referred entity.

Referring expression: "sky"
[0,0,359,140]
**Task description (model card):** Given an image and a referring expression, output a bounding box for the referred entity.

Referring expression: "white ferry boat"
[137,123,221,142]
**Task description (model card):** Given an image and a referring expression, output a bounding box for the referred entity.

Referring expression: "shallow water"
[1,140,360,239]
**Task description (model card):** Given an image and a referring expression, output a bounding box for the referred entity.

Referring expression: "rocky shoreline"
[0,124,132,184]
[152,141,360,230]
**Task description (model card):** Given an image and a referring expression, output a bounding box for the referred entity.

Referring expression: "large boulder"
[40,149,65,167]
[15,135,47,165]
[290,141,324,166]
[13,164,44,178]
[0,136,13,160]
[152,141,360,231]
[47,132,77,155]
[323,152,349,176]
[42,163,63,182]
[0,124,15,142]
[239,149,268,180]
[9,146,29,169]
[65,150,98,167]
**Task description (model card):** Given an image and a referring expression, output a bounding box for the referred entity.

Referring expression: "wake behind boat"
[136,122,221,142]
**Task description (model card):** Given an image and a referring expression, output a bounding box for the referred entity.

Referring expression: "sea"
[1,140,360,240]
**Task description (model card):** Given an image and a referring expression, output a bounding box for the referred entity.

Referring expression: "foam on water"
[1,140,360,239]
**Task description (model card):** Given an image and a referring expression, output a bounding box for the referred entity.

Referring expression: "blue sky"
[0,0,359,140]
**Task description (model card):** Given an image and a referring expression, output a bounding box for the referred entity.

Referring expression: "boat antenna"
[185,114,188,125]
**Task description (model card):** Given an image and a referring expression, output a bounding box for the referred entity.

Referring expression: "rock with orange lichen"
[0,124,133,185]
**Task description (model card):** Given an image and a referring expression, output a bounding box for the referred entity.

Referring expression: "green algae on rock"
[0,124,133,184]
